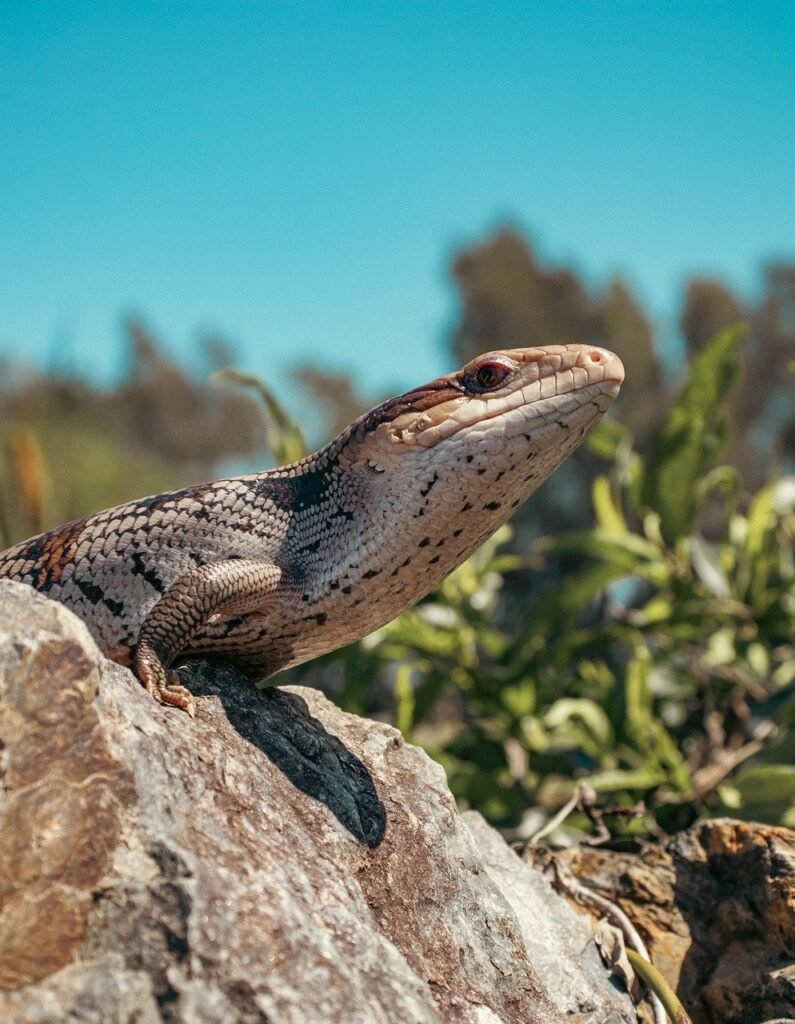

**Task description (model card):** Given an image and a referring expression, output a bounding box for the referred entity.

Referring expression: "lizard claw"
[156,672,196,718]
[135,645,196,717]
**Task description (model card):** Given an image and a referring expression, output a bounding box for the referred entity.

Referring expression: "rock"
[545,819,795,1024]
[0,581,636,1024]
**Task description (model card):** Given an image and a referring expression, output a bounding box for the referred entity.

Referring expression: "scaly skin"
[0,344,624,714]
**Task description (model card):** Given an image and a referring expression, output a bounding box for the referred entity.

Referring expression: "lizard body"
[0,344,623,713]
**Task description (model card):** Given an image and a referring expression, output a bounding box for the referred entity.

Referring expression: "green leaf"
[500,680,536,718]
[746,481,776,558]
[585,416,632,460]
[534,561,631,616]
[586,766,668,792]
[634,595,674,625]
[542,528,664,562]
[592,475,627,535]
[695,465,741,517]
[733,764,795,804]
[543,698,614,752]
[394,664,416,735]
[644,324,746,544]
[625,653,652,733]
[541,530,669,589]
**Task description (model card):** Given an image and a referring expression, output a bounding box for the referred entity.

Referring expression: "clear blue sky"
[1,1,793,399]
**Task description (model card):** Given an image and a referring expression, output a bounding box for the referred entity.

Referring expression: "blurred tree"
[292,364,371,441]
[594,279,665,442]
[680,265,795,483]
[0,320,268,543]
[680,279,744,354]
[451,229,594,357]
[751,264,795,476]
[116,319,263,477]
[201,333,239,373]
[0,367,177,537]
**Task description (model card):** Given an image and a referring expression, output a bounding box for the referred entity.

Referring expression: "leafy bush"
[290,327,795,835]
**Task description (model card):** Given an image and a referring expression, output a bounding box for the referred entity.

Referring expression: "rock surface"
[544,820,795,1023]
[0,581,635,1024]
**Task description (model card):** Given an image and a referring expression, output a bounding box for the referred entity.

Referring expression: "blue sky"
[1,2,794,400]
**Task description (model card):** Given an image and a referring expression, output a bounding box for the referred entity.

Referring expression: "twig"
[689,723,773,798]
[526,787,581,845]
[525,782,644,847]
[663,720,774,806]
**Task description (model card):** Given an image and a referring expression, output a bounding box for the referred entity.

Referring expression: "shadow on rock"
[183,659,387,848]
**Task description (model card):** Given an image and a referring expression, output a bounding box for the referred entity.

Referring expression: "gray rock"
[464,813,632,1024]
[0,580,636,1023]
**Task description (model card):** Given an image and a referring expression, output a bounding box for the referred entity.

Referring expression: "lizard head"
[348,344,624,467]
[312,344,625,582]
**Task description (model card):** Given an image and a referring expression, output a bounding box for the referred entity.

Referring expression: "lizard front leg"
[134,559,284,716]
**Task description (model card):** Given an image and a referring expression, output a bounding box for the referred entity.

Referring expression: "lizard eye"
[465,360,512,393]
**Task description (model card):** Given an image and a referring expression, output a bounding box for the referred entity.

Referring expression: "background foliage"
[1,228,793,837]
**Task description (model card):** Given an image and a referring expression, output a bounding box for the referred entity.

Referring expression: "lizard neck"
[273,411,576,619]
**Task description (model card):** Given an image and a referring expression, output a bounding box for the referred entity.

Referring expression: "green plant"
[290,327,795,834]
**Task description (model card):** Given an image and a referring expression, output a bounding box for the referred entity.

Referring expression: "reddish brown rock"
[0,620,135,990]
[549,819,795,1023]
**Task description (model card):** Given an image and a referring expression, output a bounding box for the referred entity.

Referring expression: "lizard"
[0,343,624,716]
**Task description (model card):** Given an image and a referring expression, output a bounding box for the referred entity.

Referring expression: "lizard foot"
[135,646,196,718]
[152,672,196,718]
